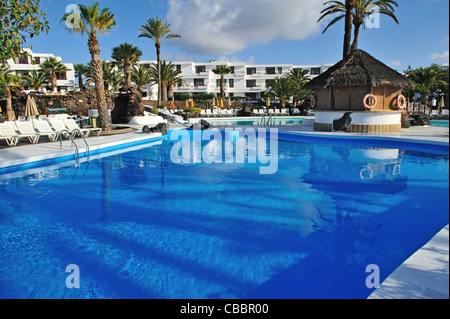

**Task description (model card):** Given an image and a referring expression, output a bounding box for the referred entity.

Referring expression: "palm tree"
[61,2,117,131]
[138,16,181,106]
[319,1,399,57]
[22,70,49,91]
[111,43,143,87]
[288,68,313,108]
[131,64,153,93]
[39,57,67,93]
[74,63,89,89]
[212,65,232,100]
[406,65,448,104]
[0,67,20,121]
[351,0,399,51]
[319,0,355,59]
[267,77,294,108]
[109,70,124,92]
[148,61,181,101]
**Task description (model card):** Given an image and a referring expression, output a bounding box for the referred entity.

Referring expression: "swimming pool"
[0,131,448,299]
[430,120,449,128]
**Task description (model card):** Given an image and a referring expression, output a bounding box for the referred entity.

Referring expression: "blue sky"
[25,0,449,70]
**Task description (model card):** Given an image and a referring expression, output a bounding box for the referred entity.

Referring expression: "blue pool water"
[430,120,449,128]
[0,132,448,299]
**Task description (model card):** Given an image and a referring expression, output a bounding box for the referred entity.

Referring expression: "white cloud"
[166,0,324,55]
[430,51,449,62]
[388,60,402,68]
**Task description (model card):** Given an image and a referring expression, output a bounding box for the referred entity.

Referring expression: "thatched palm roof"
[305,49,414,90]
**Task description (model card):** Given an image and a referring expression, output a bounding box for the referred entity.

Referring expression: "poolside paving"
[0,121,448,299]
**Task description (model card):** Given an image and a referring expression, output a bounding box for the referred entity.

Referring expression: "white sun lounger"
[14,121,40,144]
[0,123,21,146]
[33,119,60,142]
[64,118,102,137]
[48,118,74,139]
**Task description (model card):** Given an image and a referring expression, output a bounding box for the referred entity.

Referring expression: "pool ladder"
[260,113,274,127]
[59,129,90,167]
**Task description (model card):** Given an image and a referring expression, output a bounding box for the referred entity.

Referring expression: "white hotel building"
[138,60,333,101]
[4,48,76,92]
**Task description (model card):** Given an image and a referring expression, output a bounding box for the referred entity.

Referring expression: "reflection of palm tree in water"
[101,159,112,219]
[311,206,385,296]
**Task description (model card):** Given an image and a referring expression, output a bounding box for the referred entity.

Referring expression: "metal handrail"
[59,129,90,166]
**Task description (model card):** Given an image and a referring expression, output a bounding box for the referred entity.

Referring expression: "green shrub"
[174,93,191,101]
[193,93,215,102]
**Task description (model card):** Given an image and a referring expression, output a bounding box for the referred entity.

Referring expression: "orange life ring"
[311,96,316,108]
[364,94,377,110]
[397,95,407,110]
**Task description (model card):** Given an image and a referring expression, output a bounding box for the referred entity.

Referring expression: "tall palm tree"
[212,65,232,100]
[351,0,399,51]
[131,64,154,93]
[166,68,183,101]
[74,63,89,89]
[111,43,143,87]
[61,2,117,131]
[22,70,49,91]
[138,16,181,106]
[0,67,20,121]
[39,57,67,93]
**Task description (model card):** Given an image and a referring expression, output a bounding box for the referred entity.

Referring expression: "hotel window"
[229,79,234,88]
[143,64,151,69]
[56,71,67,80]
[196,66,206,73]
[34,57,41,65]
[246,80,256,88]
[266,67,276,75]
[16,54,28,64]
[176,65,181,72]
[194,79,205,86]
[278,67,283,74]
[229,93,234,97]
[247,68,256,75]
[311,68,321,75]
[230,66,235,74]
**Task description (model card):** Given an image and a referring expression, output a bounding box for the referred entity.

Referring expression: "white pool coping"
[0,124,448,299]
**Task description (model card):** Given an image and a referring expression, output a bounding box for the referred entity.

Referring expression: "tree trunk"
[124,60,131,87]
[343,0,355,60]
[88,35,111,131]
[168,85,174,101]
[5,87,15,121]
[52,73,57,93]
[351,20,362,52]
[281,98,286,108]
[220,76,225,100]
[162,83,168,101]
[156,42,161,106]
[138,84,144,93]
[78,75,84,89]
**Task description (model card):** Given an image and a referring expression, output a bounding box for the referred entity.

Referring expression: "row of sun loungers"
[251,109,290,116]
[0,116,102,147]
[200,109,238,118]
